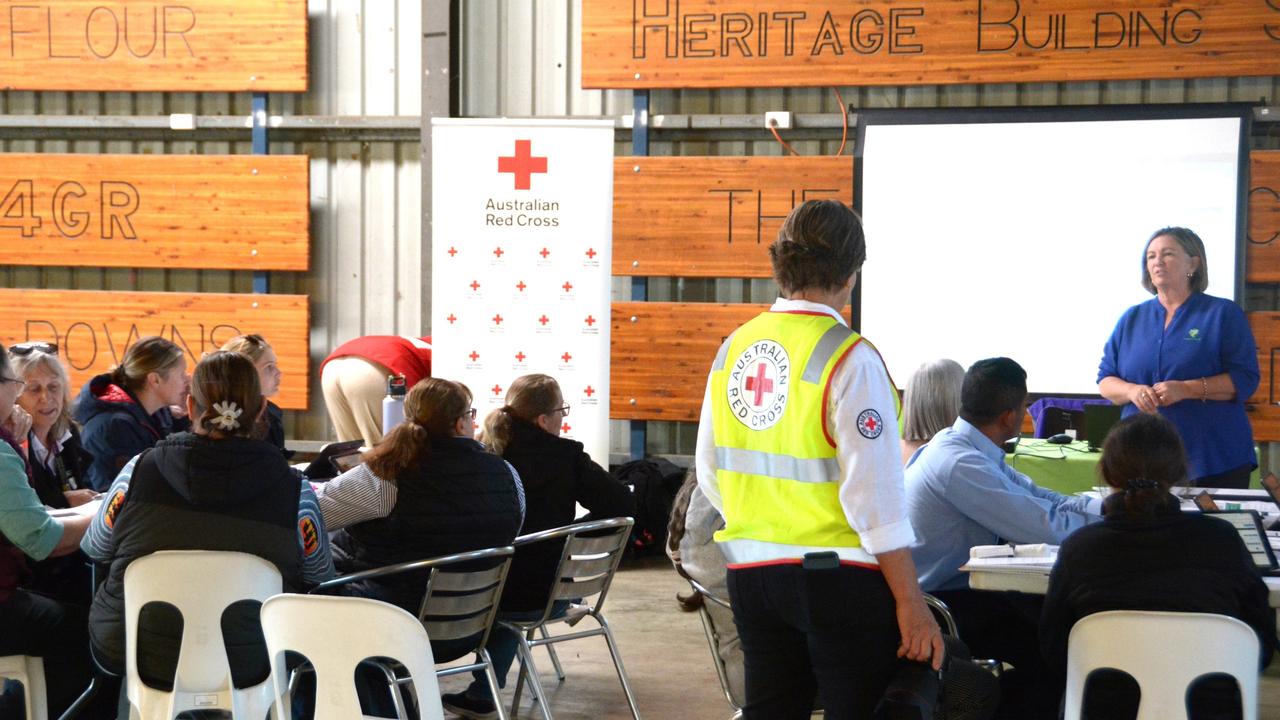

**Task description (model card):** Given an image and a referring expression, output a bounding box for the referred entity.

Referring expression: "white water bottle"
[382,374,407,434]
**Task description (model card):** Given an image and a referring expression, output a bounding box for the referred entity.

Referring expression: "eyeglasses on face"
[552,404,570,417]
[460,408,477,420]
[9,341,57,357]
[0,376,26,389]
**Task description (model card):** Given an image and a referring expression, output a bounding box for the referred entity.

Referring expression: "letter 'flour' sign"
[430,118,614,467]
[583,0,1280,88]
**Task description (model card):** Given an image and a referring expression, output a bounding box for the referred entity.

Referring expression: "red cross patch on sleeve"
[856,409,884,439]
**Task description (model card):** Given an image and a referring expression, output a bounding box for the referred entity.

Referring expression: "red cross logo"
[584,386,595,397]
[492,314,504,325]
[744,363,775,406]
[585,248,597,259]
[562,281,573,293]
[584,315,596,327]
[497,139,548,190]
[446,313,457,324]
[561,352,572,363]
[469,280,480,291]
[539,247,550,259]
[492,384,503,396]
[864,415,878,432]
[447,246,457,257]
[561,422,571,434]
[468,351,479,362]
[493,247,504,259]
[515,351,526,362]
[516,281,527,292]
[538,315,550,326]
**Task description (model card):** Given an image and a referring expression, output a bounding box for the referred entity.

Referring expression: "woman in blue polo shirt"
[1098,226,1259,488]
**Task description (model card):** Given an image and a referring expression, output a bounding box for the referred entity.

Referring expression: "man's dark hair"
[959,357,1028,426]
[768,199,866,294]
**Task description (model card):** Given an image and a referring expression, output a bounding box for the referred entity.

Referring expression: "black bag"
[612,457,686,558]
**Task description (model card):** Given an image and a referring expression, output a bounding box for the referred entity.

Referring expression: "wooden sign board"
[0,289,311,410]
[1248,151,1280,283]
[613,157,853,278]
[0,0,306,92]
[584,0,1280,88]
[0,154,309,271]
[1246,312,1280,442]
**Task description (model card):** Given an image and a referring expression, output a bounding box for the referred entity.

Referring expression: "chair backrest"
[261,594,444,720]
[514,517,634,623]
[1064,610,1260,720]
[123,550,282,717]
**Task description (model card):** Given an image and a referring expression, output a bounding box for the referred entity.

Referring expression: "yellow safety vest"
[708,310,899,562]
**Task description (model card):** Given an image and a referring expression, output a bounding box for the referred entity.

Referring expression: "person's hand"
[896,596,946,671]
[1127,384,1160,413]
[63,489,100,507]
[168,403,188,419]
[1151,380,1191,407]
[3,405,32,443]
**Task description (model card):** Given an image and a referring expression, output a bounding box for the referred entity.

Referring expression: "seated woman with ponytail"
[327,377,524,617]
[75,336,192,491]
[1040,413,1275,719]
[443,374,633,719]
[82,351,334,688]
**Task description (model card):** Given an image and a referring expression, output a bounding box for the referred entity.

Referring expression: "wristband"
[1200,377,1208,402]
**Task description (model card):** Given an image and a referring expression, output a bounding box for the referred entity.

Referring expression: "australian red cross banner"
[430,119,615,467]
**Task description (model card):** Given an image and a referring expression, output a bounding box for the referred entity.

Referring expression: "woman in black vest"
[330,377,524,620]
[444,374,633,720]
[84,351,334,689]
[220,333,292,458]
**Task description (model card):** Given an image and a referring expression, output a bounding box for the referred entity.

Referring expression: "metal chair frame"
[922,593,1002,677]
[310,545,515,720]
[501,517,639,720]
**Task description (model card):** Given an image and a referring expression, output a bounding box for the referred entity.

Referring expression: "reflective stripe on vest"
[709,310,870,553]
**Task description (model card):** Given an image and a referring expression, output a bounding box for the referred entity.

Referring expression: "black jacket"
[331,436,523,614]
[26,425,94,509]
[1041,501,1276,678]
[88,433,302,688]
[73,373,190,491]
[264,401,294,460]
[500,418,634,611]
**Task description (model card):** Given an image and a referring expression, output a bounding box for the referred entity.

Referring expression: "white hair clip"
[210,401,242,431]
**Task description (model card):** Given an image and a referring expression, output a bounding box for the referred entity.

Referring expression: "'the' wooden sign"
[613,156,854,278]
[0,153,309,271]
[0,289,311,410]
[584,0,1280,88]
[0,0,307,91]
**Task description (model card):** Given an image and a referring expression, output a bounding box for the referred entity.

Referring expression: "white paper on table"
[47,498,103,519]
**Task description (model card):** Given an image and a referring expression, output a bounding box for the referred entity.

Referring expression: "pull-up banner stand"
[430,119,615,468]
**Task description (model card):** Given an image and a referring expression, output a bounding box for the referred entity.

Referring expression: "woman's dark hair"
[365,377,472,481]
[1098,413,1188,515]
[1141,226,1208,295]
[190,351,263,440]
[768,199,866,294]
[111,336,185,394]
[959,357,1027,426]
[482,374,562,455]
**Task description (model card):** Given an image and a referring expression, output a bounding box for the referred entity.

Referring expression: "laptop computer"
[1083,404,1122,451]
[1201,509,1280,576]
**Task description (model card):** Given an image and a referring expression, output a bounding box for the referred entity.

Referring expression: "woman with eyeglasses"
[444,374,634,719]
[74,336,191,491]
[0,345,100,717]
[325,377,524,617]
[220,334,291,458]
[10,342,96,509]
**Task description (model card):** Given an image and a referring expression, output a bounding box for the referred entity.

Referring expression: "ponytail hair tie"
[1123,477,1159,492]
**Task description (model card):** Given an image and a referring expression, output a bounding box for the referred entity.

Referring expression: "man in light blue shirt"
[905,357,1100,719]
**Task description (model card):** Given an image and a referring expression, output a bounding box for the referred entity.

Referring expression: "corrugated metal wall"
[0,0,424,440]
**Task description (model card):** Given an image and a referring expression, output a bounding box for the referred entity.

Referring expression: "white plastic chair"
[260,594,444,720]
[1064,610,1261,720]
[0,654,47,720]
[123,550,282,720]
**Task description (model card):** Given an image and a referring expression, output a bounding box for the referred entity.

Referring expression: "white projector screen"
[858,109,1245,396]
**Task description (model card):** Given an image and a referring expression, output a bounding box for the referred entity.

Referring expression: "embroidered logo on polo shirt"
[727,340,790,431]
[1186,328,1202,341]
[857,409,884,439]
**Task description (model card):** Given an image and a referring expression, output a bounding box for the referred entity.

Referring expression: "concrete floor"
[437,556,1280,720]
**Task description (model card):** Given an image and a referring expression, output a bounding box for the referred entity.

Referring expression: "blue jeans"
[467,600,571,699]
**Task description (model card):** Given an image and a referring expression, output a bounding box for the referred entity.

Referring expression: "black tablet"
[303,439,364,480]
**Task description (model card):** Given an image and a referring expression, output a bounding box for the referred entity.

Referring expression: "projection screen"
[856,106,1248,395]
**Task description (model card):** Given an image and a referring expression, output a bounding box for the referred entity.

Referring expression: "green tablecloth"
[1005,439,1261,494]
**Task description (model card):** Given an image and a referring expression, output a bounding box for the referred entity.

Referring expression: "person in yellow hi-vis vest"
[695,199,944,718]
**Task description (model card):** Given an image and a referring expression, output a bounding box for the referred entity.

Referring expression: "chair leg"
[596,614,642,720]
[537,626,566,683]
[56,673,100,720]
[373,660,411,720]
[511,630,554,720]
